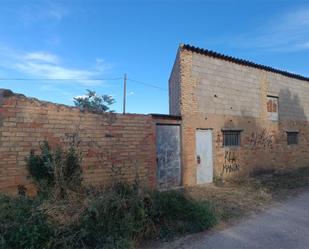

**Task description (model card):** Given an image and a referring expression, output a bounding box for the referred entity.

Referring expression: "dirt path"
[149,190,309,249]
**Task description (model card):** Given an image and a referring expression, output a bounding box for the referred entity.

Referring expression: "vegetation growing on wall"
[0,141,217,249]
[2,139,309,249]
[26,141,83,198]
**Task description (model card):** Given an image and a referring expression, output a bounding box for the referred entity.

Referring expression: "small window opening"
[287,132,298,145]
[223,130,241,147]
[267,96,279,121]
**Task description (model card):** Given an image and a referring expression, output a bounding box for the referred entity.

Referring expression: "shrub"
[53,146,83,198]
[69,185,217,248]
[0,195,53,249]
[26,141,83,198]
[148,190,217,239]
[22,139,217,248]
[0,184,218,249]
[75,184,147,249]
[26,141,54,186]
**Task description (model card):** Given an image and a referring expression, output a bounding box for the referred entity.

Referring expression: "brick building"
[169,44,309,186]
[1,44,309,194]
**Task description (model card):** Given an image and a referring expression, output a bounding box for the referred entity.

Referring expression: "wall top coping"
[0,88,162,118]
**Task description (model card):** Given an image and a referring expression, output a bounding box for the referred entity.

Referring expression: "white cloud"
[18,0,68,26]
[47,3,68,21]
[95,58,112,73]
[127,91,134,96]
[73,95,88,100]
[23,52,60,64]
[15,62,94,79]
[0,43,110,86]
[299,42,309,49]
[230,6,309,52]
[40,84,71,96]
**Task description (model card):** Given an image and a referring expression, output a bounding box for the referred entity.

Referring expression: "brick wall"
[0,90,157,195]
[169,48,181,116]
[191,52,309,119]
[170,45,309,186]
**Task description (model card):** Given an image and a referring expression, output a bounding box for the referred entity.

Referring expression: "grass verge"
[0,184,217,249]
[2,166,308,248]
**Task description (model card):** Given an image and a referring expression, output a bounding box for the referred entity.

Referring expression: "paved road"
[158,191,309,249]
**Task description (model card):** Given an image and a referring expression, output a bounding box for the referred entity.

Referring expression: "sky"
[0,0,309,114]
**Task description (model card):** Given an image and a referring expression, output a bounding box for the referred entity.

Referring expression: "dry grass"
[186,182,272,223]
[40,195,87,225]
[186,166,309,224]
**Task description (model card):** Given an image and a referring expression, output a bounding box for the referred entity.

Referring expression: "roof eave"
[181,44,309,82]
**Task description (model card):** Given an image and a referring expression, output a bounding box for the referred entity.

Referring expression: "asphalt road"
[157,191,309,249]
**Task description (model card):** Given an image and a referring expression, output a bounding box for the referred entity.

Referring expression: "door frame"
[195,128,214,184]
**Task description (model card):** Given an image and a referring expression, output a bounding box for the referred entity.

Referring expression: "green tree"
[74,89,115,112]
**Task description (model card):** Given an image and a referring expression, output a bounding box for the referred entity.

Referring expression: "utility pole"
[123,73,127,114]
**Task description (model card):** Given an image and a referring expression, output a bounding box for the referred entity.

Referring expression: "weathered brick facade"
[1,44,308,193]
[169,44,309,186]
[0,90,158,194]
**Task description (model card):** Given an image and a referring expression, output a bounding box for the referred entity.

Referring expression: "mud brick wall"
[0,90,156,194]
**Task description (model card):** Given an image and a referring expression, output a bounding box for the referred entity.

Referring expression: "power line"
[0,76,168,91]
[127,78,168,91]
[0,77,123,81]
[123,73,127,114]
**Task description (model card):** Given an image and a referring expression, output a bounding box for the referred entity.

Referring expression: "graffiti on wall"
[222,150,240,173]
[249,128,274,148]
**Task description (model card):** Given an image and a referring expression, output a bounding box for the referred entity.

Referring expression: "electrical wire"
[0,77,123,81]
[127,78,167,91]
[0,76,168,91]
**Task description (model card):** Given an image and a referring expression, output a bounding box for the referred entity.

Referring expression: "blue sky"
[0,0,309,114]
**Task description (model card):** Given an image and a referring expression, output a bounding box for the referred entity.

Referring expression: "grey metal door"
[196,129,213,184]
[156,125,181,189]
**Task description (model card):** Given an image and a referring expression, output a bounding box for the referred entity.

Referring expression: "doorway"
[156,124,181,188]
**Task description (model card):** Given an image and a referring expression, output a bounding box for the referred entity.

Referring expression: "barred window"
[222,130,241,147]
[287,132,298,145]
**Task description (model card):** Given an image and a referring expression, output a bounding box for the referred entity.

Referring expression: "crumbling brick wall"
[0,89,156,195]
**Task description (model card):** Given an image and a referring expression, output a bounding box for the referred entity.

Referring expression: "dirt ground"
[142,166,309,249]
[148,190,309,249]
[186,182,272,224]
[186,166,309,224]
